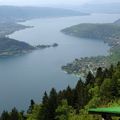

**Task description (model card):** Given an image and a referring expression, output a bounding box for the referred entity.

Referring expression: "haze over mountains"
[0,6,89,56]
[0,6,88,22]
[1,2,120,21]
[57,3,120,14]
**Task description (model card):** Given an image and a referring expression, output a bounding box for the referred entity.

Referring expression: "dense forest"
[1,62,120,120]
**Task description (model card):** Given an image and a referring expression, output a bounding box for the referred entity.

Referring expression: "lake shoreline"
[61,23,120,77]
[2,14,118,112]
[0,21,60,57]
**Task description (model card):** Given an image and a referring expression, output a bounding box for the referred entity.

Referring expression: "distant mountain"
[0,6,88,22]
[64,3,120,14]
[0,6,89,56]
[114,19,120,24]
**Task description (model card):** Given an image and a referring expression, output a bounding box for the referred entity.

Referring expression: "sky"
[0,0,120,6]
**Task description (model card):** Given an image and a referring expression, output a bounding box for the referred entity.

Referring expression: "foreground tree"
[74,80,89,113]
[27,99,35,114]
[55,100,74,120]
[0,111,10,120]
[10,108,19,120]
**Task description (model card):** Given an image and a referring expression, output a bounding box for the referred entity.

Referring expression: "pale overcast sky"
[0,0,120,6]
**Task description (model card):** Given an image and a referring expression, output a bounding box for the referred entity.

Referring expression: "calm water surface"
[0,13,120,112]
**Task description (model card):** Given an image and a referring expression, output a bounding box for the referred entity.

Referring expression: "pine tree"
[48,88,58,120]
[109,64,114,78]
[42,88,58,120]
[0,111,10,120]
[10,108,19,120]
[42,91,49,105]
[85,71,95,86]
[41,91,49,120]
[74,80,89,113]
[65,86,74,106]
[96,67,104,86]
[96,67,103,78]
[27,99,35,114]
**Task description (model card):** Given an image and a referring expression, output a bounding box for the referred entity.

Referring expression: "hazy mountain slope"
[64,3,120,14]
[0,6,88,22]
[114,19,120,24]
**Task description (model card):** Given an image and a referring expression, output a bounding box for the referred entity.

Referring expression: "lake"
[0,13,120,112]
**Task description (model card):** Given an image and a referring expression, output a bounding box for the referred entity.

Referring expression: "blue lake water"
[0,13,120,112]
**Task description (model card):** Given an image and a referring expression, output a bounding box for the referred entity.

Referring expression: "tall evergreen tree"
[10,108,19,120]
[85,71,95,86]
[41,91,49,120]
[74,80,89,113]
[0,111,10,120]
[95,67,104,86]
[109,64,114,78]
[42,91,49,105]
[41,88,58,120]
[65,86,74,106]
[27,99,35,114]
[96,67,103,78]
[48,88,58,120]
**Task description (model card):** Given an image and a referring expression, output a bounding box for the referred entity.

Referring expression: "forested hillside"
[61,23,120,46]
[1,62,120,120]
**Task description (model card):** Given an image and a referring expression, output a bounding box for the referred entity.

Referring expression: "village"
[62,56,109,78]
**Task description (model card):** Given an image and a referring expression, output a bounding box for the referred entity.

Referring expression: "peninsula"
[0,21,35,56]
[61,20,120,77]
[0,21,59,56]
[0,6,88,56]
